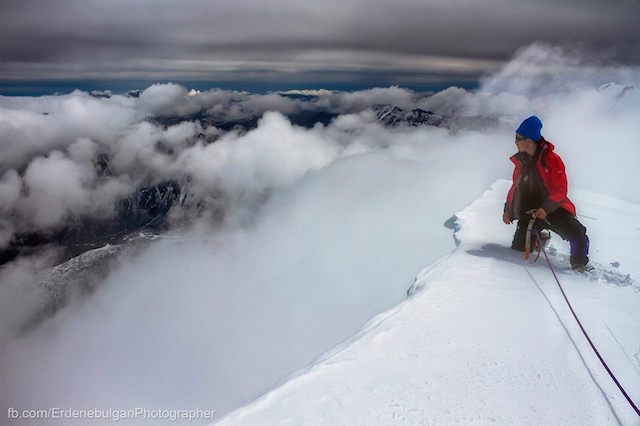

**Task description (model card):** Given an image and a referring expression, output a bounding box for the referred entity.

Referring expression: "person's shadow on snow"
[465,243,571,273]
[465,243,555,270]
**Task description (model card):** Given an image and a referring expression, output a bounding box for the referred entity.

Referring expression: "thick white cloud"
[19,151,95,228]
[326,86,423,112]
[0,169,21,213]
[137,83,188,116]
[171,112,341,224]
[0,169,21,247]
[0,91,140,171]
[67,138,100,164]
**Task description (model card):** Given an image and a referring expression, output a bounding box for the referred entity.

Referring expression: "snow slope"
[217,180,640,425]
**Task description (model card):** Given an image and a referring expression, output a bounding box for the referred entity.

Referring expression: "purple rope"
[532,229,640,417]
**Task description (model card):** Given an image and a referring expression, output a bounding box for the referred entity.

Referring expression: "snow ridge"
[216,180,640,425]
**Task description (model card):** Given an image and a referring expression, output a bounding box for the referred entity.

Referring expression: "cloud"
[480,43,636,96]
[0,84,427,245]
[1,0,638,81]
[19,151,95,228]
[0,169,21,247]
[324,86,424,113]
[0,250,58,350]
[0,169,21,212]
[137,83,188,116]
[280,89,334,96]
[0,91,140,171]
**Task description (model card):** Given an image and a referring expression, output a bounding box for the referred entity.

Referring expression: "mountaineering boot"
[570,235,590,270]
[536,230,551,250]
[572,263,594,273]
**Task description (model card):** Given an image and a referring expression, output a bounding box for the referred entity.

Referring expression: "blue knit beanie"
[516,116,543,142]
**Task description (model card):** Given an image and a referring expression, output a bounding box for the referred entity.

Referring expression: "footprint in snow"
[548,249,637,290]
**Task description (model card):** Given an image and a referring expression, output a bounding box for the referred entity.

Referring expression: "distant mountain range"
[371,104,444,127]
[1,180,181,266]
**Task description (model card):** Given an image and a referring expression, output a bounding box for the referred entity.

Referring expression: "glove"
[502,211,512,224]
[533,208,547,220]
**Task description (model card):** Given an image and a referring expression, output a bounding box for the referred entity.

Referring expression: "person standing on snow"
[503,115,590,270]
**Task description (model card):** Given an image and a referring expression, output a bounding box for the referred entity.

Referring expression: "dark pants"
[511,208,589,266]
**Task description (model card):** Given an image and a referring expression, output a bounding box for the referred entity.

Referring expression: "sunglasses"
[515,135,528,142]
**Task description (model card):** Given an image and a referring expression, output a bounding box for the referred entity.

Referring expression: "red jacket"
[505,138,576,219]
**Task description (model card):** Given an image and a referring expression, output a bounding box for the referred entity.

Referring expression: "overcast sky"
[1,0,639,87]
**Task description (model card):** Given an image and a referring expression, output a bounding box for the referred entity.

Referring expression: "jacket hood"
[540,137,555,151]
[510,137,555,164]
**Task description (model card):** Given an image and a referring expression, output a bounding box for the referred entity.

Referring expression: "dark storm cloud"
[0,0,639,81]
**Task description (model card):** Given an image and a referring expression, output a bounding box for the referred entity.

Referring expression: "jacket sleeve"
[505,166,518,215]
[540,154,568,214]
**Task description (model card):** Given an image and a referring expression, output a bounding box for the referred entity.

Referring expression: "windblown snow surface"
[218,181,640,425]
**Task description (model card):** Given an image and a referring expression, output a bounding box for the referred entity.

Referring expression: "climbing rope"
[531,228,640,417]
